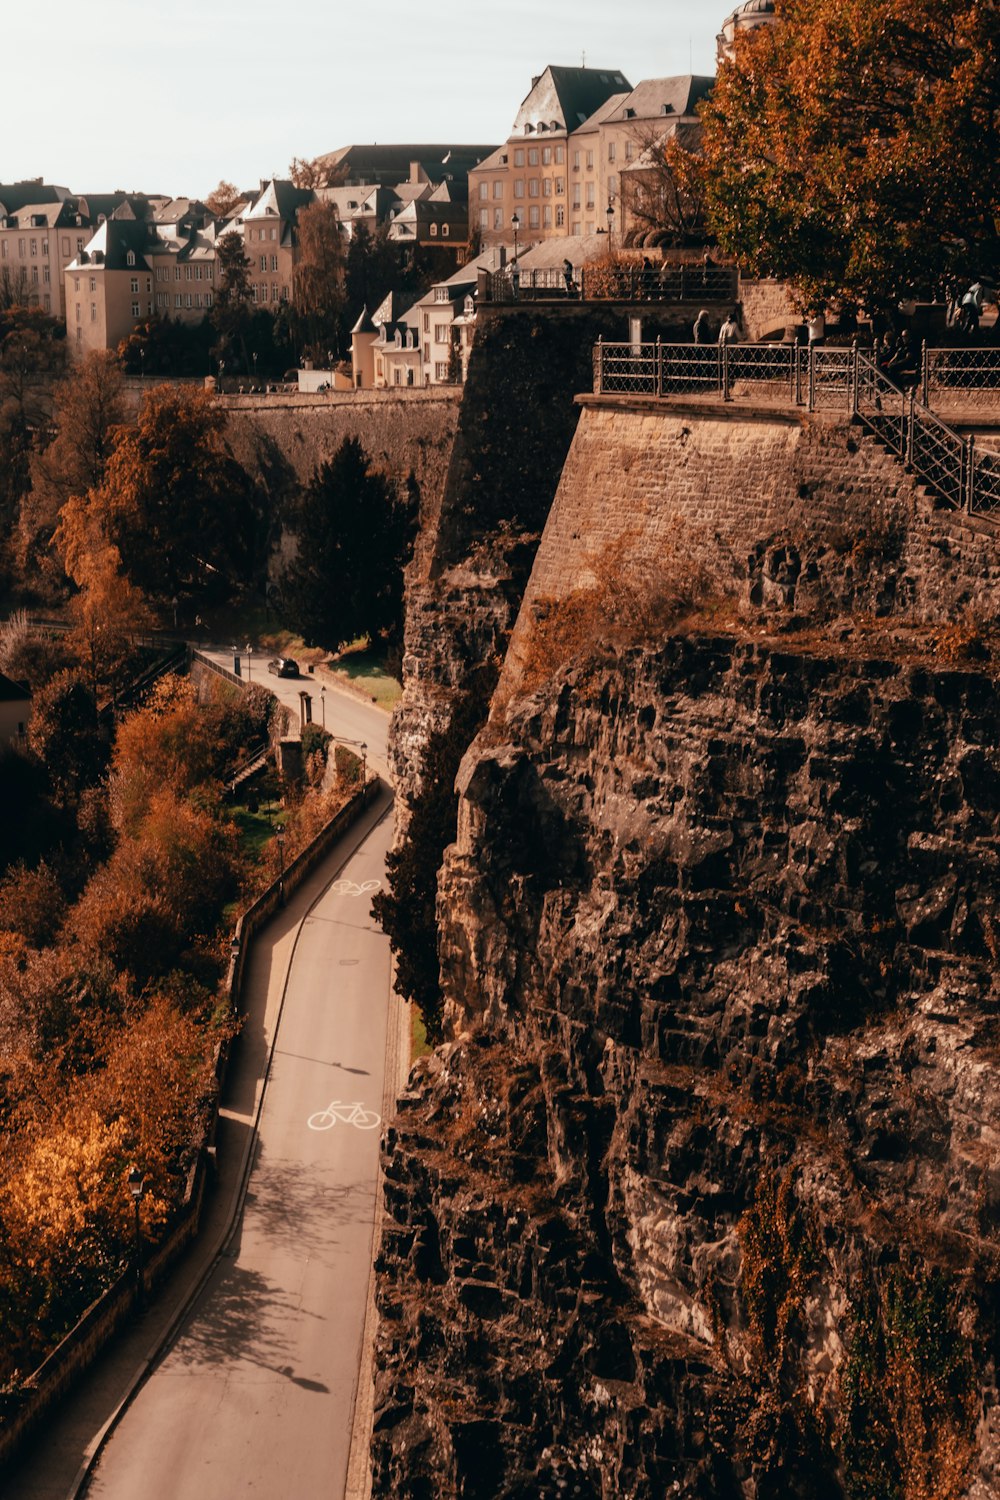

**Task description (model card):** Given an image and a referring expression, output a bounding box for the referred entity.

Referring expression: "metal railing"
[923,346,1000,409]
[592,340,1000,521]
[485,264,739,305]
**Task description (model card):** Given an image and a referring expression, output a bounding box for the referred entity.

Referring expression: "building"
[717,0,777,62]
[610,77,715,245]
[0,671,31,743]
[243,178,312,309]
[469,66,633,246]
[317,144,497,190]
[0,193,150,319]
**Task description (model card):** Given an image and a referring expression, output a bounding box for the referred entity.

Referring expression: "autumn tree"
[58,384,259,604]
[211,230,253,372]
[288,156,347,190]
[21,351,128,590]
[27,668,106,802]
[110,675,223,835]
[54,489,150,692]
[292,200,347,359]
[280,437,416,654]
[0,311,66,577]
[205,179,243,218]
[700,0,1000,312]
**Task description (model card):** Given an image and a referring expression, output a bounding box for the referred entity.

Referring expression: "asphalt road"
[199,649,390,777]
[86,810,395,1500]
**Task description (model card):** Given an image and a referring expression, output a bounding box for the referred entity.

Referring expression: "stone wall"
[739,277,799,341]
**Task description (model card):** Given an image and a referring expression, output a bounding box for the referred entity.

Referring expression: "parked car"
[267,656,300,678]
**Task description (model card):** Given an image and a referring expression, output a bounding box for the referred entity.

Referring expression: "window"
[76,238,84,253]
[493,181,503,199]
[43,264,49,282]
[91,302,97,321]
[195,265,202,279]
[430,223,438,236]
[207,265,214,281]
[280,286,288,301]
[270,255,278,271]
[127,250,135,266]
[206,291,213,307]
[41,238,48,254]
[543,179,552,197]
[434,323,449,342]
[132,300,140,316]
[542,146,552,165]
[528,148,538,165]
[422,313,430,332]
[572,186,581,208]
[185,266,193,280]
[175,267,181,280]
[195,292,202,308]
[625,140,634,161]
[586,150,594,169]
[18,238,24,257]
[555,146,565,163]
[556,206,565,227]
[271,227,277,240]
[586,185,596,208]
[30,238,37,256]
[75,303,80,322]
[0,243,5,259]
[434,362,448,381]
[514,179,524,199]
[608,141,616,162]
[423,343,430,362]
[62,236,70,255]
[609,174,618,195]
[572,221,581,236]
[90,276,97,292]
[43,294,50,310]
[529,178,539,197]
[74,276,80,291]
[543,206,552,227]
[130,277,138,293]
[442,224,449,236]
[434,287,450,302]
[186,293,192,307]
[272,284,278,302]
[493,208,502,229]
[478,182,488,200]
[479,208,489,229]
[393,368,401,385]
[555,178,565,195]
[260,255,267,269]
[76,326,82,343]
[573,150,581,169]
[528,206,540,228]
[31,266,38,283]
[175,293,182,308]
[586,221,595,236]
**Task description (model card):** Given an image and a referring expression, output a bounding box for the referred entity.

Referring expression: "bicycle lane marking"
[307,1101,382,1131]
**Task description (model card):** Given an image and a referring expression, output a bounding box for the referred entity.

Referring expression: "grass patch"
[228,802,282,858]
[411,1006,433,1062]
[327,642,401,711]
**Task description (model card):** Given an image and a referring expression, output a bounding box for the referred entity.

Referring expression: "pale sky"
[3,0,722,202]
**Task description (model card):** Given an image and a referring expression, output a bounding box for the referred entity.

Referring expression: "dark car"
[267,656,300,678]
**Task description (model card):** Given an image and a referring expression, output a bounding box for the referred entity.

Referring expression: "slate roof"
[318,144,498,187]
[0,181,67,215]
[511,66,632,135]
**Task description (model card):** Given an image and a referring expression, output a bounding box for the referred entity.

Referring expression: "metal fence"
[485,264,739,305]
[592,340,1000,520]
[923,346,1000,409]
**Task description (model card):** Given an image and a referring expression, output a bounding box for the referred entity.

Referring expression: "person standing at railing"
[563,258,575,298]
[693,309,713,344]
[807,310,826,347]
[718,310,742,345]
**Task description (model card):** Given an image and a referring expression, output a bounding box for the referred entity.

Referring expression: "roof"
[0,180,68,215]
[574,93,630,136]
[246,179,314,222]
[613,75,715,123]
[351,304,376,335]
[69,217,155,272]
[511,66,632,136]
[515,232,623,269]
[317,144,499,187]
[0,671,30,702]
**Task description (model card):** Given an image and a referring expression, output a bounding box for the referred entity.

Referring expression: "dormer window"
[524,123,534,133]
[442,224,449,237]
[464,295,474,315]
[394,330,401,348]
[430,223,438,236]
[538,121,547,132]
[661,103,675,114]
[126,250,135,266]
[624,107,636,118]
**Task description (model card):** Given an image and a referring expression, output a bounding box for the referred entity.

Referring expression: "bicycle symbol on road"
[329,879,382,898]
[307,1100,382,1131]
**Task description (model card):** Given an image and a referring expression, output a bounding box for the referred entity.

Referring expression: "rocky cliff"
[374,387,1000,1497]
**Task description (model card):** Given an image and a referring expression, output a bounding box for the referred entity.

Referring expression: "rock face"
[374,394,1000,1497]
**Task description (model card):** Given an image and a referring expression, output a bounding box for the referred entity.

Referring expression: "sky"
[2,0,722,202]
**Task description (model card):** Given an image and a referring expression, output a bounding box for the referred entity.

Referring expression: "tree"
[27,668,106,802]
[292,200,347,360]
[21,351,127,591]
[205,180,243,218]
[344,221,400,330]
[57,385,259,604]
[700,0,1000,312]
[619,125,708,247]
[288,156,346,190]
[0,313,66,580]
[53,488,150,693]
[280,437,415,654]
[211,230,253,372]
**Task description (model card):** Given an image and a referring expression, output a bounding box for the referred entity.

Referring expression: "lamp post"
[511,211,520,266]
[276,824,285,904]
[320,684,326,728]
[127,1167,145,1312]
[245,643,253,680]
[606,201,614,254]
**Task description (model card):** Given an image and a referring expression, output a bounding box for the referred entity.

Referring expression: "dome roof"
[739,0,774,10]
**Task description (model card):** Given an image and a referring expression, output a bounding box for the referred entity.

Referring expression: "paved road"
[199,649,390,777]
[85,810,395,1500]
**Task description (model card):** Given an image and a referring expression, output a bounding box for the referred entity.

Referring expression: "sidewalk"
[5,787,409,1500]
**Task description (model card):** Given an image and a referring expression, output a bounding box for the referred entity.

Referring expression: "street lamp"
[127,1167,145,1312]
[606,201,614,253]
[245,643,253,680]
[320,684,326,728]
[511,211,520,263]
[275,824,285,904]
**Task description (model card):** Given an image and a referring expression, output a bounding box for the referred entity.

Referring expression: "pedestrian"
[693,309,713,344]
[511,261,520,302]
[562,258,574,297]
[806,309,826,347]
[718,309,741,345]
